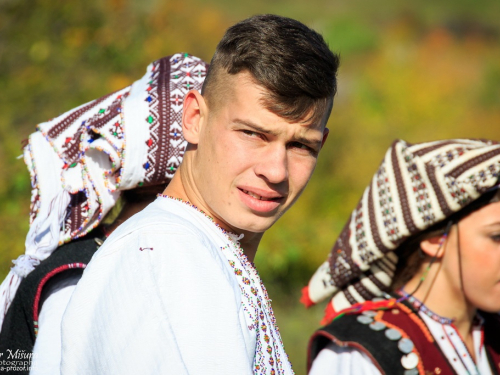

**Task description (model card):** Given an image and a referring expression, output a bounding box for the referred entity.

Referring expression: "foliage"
[1,1,499,373]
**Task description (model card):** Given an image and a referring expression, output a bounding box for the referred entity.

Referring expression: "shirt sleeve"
[61,227,253,375]
[30,273,80,375]
[309,342,382,375]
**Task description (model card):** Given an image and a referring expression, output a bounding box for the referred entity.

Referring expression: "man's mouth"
[240,189,281,201]
[237,187,284,213]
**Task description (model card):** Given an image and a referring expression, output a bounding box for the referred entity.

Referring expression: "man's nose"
[254,145,288,184]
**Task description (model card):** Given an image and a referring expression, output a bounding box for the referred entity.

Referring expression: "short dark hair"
[202,14,340,124]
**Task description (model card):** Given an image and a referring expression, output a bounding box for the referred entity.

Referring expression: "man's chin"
[229,216,279,235]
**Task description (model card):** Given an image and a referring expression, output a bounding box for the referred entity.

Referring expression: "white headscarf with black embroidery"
[0,53,208,329]
[302,139,500,322]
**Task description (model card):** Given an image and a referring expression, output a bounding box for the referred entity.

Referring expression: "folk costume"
[14,52,296,373]
[60,196,293,374]
[0,53,209,374]
[308,295,500,375]
[301,139,500,375]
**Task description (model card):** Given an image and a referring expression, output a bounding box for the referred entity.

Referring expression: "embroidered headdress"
[302,139,500,322]
[0,53,208,326]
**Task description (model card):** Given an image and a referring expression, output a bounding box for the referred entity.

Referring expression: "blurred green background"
[1,0,499,373]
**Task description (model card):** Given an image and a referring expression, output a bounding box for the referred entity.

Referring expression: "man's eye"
[491,234,500,242]
[289,142,305,149]
[242,130,260,137]
[289,142,315,153]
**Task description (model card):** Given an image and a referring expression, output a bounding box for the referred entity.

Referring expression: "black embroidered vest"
[308,300,500,375]
[0,233,102,374]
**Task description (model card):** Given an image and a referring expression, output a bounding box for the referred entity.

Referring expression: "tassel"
[300,286,315,308]
[11,255,40,278]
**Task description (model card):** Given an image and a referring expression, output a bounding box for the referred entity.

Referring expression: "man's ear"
[420,235,446,258]
[321,128,329,149]
[182,90,207,145]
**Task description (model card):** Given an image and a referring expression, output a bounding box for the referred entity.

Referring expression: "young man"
[60,14,340,374]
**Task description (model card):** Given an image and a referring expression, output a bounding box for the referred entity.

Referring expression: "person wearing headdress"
[0,52,209,374]
[53,15,338,375]
[303,139,500,375]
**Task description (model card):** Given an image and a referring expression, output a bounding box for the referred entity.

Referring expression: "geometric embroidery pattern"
[306,138,500,312]
[25,53,208,246]
[144,53,208,185]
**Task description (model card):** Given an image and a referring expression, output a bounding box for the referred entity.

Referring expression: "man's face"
[189,71,329,234]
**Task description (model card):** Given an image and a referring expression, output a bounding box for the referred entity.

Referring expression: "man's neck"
[235,231,261,263]
[164,171,262,262]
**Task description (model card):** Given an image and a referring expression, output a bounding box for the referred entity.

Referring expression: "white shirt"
[60,197,293,375]
[310,311,493,375]
[30,270,82,375]
[30,284,77,375]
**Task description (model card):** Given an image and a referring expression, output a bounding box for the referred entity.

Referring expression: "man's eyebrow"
[233,118,323,147]
[484,221,500,228]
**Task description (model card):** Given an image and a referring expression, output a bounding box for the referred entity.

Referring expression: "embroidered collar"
[157,194,242,237]
[398,289,454,325]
